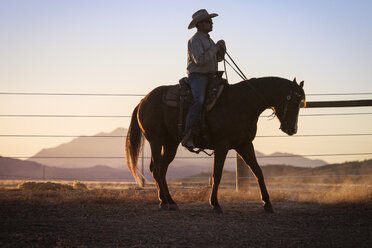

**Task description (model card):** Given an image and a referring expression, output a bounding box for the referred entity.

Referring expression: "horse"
[125,76,305,213]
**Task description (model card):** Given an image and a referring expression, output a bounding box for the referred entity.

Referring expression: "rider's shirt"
[187,31,223,74]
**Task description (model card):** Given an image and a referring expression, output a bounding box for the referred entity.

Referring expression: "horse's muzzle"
[280,123,297,136]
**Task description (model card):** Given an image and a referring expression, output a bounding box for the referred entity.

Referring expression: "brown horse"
[125,77,305,213]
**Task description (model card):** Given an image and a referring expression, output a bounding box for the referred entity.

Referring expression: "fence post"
[236,153,249,192]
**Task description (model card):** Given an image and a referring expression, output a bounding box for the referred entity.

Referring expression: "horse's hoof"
[168,204,179,211]
[264,203,274,213]
[212,206,223,214]
[158,204,169,211]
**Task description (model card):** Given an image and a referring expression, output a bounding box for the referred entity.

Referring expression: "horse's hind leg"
[236,143,273,212]
[150,141,179,210]
[149,141,168,210]
[159,142,179,210]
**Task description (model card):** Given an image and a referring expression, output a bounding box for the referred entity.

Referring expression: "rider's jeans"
[184,72,209,135]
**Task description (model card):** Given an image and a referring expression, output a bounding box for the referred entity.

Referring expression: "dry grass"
[219,184,372,204]
[290,185,372,203]
[0,180,138,190]
[72,181,88,190]
[17,181,74,191]
[0,179,371,205]
[16,181,89,191]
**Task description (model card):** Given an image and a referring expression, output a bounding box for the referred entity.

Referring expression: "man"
[182,9,226,149]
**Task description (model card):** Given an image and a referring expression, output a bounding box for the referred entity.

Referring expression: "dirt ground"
[1,197,371,248]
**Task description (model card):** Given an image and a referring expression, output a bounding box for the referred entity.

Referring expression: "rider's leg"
[182,73,209,147]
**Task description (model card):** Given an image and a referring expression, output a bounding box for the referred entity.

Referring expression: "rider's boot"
[181,130,195,150]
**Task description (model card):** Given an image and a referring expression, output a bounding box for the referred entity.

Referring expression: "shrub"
[17,181,73,191]
[73,181,88,190]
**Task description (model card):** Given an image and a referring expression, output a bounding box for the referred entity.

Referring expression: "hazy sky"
[0,0,371,163]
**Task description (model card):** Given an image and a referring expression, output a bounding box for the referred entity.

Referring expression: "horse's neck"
[243,78,287,109]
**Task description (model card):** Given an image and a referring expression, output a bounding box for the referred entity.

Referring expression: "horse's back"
[138,85,179,143]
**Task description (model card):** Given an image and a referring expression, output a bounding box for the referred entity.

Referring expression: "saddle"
[162,71,228,149]
[163,71,227,111]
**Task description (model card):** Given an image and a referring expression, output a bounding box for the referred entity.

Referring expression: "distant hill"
[28,128,128,169]
[27,127,327,170]
[178,159,372,184]
[0,156,131,181]
[0,156,218,181]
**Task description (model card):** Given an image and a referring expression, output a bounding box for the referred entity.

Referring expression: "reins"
[222,47,247,81]
[222,48,274,113]
[224,51,248,81]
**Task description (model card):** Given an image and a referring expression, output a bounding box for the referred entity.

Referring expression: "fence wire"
[1,90,371,162]
[1,92,372,96]
[5,152,372,160]
[0,133,372,138]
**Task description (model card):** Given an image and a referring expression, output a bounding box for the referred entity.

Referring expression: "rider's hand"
[216,40,226,51]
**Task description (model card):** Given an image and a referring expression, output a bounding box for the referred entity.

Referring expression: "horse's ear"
[293,77,297,83]
[300,81,304,88]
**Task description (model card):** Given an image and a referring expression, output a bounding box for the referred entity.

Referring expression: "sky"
[0,0,371,164]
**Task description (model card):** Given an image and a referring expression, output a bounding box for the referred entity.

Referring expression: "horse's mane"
[231,77,293,93]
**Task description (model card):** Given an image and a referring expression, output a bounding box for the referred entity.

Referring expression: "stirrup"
[186,147,214,156]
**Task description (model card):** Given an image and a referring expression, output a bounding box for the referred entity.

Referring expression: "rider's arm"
[188,38,218,65]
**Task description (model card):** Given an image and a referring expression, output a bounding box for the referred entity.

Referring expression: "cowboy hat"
[188,9,218,29]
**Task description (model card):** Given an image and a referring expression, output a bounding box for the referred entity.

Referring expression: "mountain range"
[0,127,329,181]
[1,156,371,182]
[27,127,327,171]
[0,156,222,181]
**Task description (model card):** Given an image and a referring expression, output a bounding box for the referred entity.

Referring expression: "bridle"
[222,49,304,123]
[277,89,293,122]
[276,88,305,129]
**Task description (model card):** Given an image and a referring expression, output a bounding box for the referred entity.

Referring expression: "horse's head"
[274,78,306,136]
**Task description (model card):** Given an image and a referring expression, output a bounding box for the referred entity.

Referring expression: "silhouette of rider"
[182,9,226,149]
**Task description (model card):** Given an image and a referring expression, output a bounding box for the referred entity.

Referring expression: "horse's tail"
[125,104,144,185]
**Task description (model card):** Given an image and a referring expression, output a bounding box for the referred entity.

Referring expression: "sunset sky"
[0,0,371,164]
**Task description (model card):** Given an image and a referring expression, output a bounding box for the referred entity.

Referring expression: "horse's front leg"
[210,147,228,214]
[236,143,273,212]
